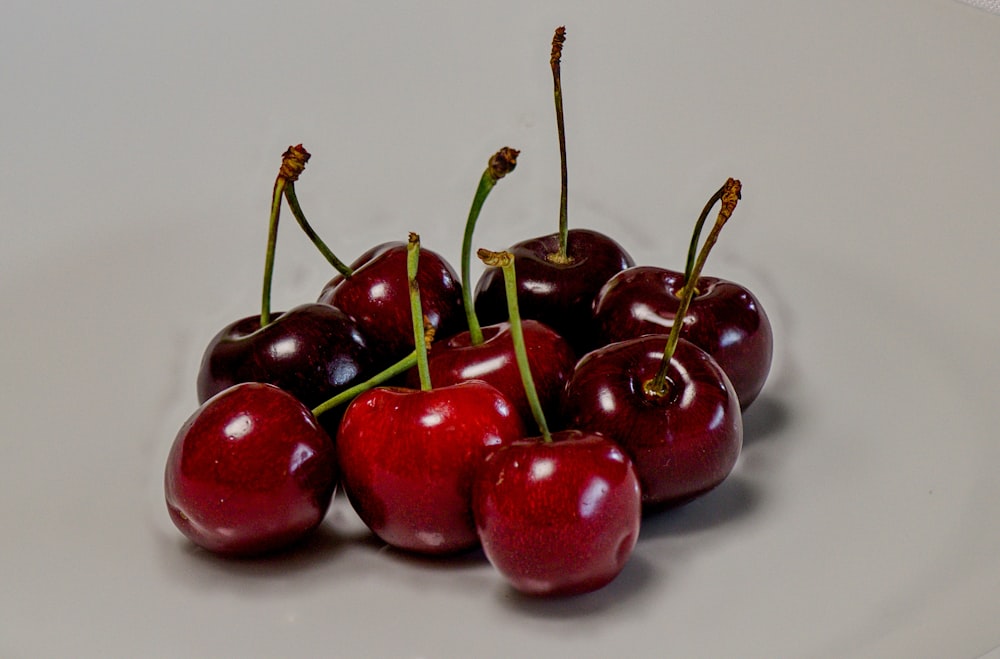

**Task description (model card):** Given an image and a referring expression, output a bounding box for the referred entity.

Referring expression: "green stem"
[646,179,742,397]
[311,351,418,418]
[260,176,284,328]
[478,248,552,442]
[283,182,354,278]
[681,184,727,291]
[550,26,570,263]
[260,145,311,328]
[460,147,520,345]
[408,233,432,391]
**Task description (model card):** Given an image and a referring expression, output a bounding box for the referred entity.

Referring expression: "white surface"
[2,2,1000,658]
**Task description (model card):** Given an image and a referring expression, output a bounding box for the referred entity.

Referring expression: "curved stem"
[311,350,418,418]
[681,184,727,290]
[478,248,552,442]
[408,233,432,391]
[550,26,571,264]
[646,179,742,397]
[461,147,520,345]
[283,182,353,278]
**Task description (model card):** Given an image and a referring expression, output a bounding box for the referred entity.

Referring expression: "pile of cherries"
[163,27,772,597]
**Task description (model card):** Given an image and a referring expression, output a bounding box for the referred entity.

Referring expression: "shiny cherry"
[165,382,337,556]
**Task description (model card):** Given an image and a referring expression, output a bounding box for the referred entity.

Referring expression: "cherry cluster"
[163,27,772,597]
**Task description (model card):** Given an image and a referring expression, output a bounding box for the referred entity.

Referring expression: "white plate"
[3,2,1000,657]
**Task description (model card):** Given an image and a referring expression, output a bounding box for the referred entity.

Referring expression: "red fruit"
[164,383,337,556]
[196,302,373,409]
[593,266,772,409]
[336,380,524,555]
[410,319,576,431]
[317,242,464,366]
[473,430,642,596]
[473,228,633,355]
[564,335,742,509]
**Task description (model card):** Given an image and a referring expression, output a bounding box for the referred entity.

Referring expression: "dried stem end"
[279,144,310,181]
[489,147,521,180]
[477,248,514,268]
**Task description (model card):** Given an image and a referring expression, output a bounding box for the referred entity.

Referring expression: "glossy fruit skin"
[473,229,634,356]
[317,241,464,367]
[336,381,524,555]
[593,266,772,409]
[473,430,641,596]
[196,303,373,410]
[164,383,337,556]
[563,335,742,510]
[407,320,576,431]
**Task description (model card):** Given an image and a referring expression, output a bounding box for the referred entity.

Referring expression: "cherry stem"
[260,173,286,328]
[461,147,520,345]
[549,26,572,265]
[478,248,552,443]
[645,178,742,397]
[283,183,354,278]
[408,233,433,391]
[311,350,418,418]
[681,185,727,290]
[261,146,311,326]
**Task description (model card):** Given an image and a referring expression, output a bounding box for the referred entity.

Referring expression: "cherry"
[564,181,745,510]
[409,147,576,429]
[170,343,420,556]
[472,248,641,596]
[317,242,464,368]
[164,382,337,556]
[593,180,772,409]
[196,146,374,417]
[473,27,634,356]
[335,234,524,555]
[196,303,371,410]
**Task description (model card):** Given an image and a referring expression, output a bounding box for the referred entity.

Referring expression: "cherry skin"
[563,335,742,510]
[593,266,772,409]
[164,382,337,556]
[406,319,576,432]
[335,380,524,555]
[317,242,464,368]
[472,430,642,596]
[473,228,634,356]
[196,302,372,408]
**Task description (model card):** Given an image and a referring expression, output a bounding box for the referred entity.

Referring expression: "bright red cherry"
[336,380,524,554]
[471,246,641,596]
[164,383,337,556]
[473,430,641,596]
[334,234,524,555]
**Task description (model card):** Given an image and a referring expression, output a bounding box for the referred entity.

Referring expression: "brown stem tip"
[279,144,310,182]
[720,178,742,221]
[550,26,566,68]
[489,147,521,180]
[477,248,513,268]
